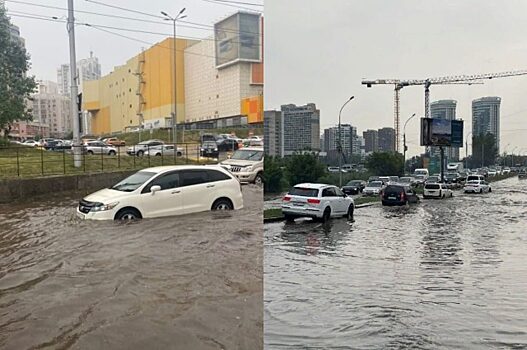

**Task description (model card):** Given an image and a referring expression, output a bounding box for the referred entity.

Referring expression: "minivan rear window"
[289,187,319,197]
[425,184,440,189]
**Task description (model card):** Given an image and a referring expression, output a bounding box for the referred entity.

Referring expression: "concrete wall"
[0,170,135,204]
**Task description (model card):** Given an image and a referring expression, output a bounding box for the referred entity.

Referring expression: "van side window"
[206,170,231,182]
[180,170,209,187]
[142,172,180,193]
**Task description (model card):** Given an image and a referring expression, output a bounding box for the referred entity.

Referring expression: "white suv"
[423,183,453,199]
[281,183,355,223]
[220,147,264,185]
[77,165,243,220]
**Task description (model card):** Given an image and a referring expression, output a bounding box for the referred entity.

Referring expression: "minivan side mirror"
[151,185,161,194]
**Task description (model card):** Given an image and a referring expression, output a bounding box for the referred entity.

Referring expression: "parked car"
[22,140,39,147]
[341,180,367,195]
[77,165,243,220]
[216,138,240,152]
[328,166,340,173]
[38,138,56,147]
[126,139,164,156]
[143,144,183,157]
[518,169,527,179]
[381,184,420,206]
[220,147,264,185]
[363,180,385,196]
[105,138,126,146]
[200,141,220,158]
[463,180,491,193]
[423,183,453,199]
[398,177,416,186]
[84,141,118,155]
[282,183,354,222]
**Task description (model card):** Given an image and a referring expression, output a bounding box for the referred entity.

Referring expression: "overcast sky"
[5,0,262,78]
[265,0,527,157]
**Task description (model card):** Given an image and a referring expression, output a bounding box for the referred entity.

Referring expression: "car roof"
[238,147,264,151]
[294,183,333,189]
[140,165,227,174]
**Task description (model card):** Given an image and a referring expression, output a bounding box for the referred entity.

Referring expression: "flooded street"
[265,177,527,349]
[0,186,262,350]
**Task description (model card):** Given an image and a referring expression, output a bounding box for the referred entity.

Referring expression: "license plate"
[76,212,85,219]
[388,196,396,200]
[292,201,305,206]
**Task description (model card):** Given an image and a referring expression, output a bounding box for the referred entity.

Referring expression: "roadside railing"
[0,143,229,178]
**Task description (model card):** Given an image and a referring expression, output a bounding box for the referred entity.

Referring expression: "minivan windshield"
[231,149,263,161]
[111,171,156,192]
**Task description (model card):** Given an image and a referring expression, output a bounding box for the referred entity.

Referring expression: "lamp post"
[402,113,416,174]
[465,131,472,170]
[511,146,518,167]
[338,96,355,187]
[162,8,187,148]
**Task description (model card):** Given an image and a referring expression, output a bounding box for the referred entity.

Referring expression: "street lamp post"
[511,146,518,167]
[338,96,355,187]
[403,113,416,174]
[162,8,187,149]
[465,131,472,170]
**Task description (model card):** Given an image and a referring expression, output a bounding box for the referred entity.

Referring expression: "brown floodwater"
[0,185,262,349]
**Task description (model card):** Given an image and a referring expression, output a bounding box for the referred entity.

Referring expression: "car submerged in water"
[77,165,243,220]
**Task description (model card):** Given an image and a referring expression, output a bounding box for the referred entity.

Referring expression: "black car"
[200,141,219,158]
[381,184,420,206]
[216,138,239,152]
[341,180,367,195]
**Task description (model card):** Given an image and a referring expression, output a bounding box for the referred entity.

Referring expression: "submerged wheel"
[346,204,354,221]
[321,207,331,223]
[489,187,492,193]
[115,208,141,220]
[212,198,233,211]
[284,214,295,223]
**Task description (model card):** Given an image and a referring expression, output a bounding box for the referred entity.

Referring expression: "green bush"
[285,152,326,186]
[263,156,288,193]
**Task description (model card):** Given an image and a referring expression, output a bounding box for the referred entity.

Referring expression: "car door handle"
[171,190,181,194]
[206,184,215,188]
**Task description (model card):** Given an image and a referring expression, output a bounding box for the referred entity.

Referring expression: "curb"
[263,201,379,223]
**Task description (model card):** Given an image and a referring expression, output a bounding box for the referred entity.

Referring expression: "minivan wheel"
[115,208,141,220]
[321,207,331,223]
[346,204,354,221]
[109,150,116,156]
[87,150,94,155]
[136,150,144,157]
[212,198,233,211]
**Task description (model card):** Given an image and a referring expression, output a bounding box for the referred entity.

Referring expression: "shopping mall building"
[83,11,263,136]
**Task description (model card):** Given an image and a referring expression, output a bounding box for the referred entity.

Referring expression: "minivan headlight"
[91,202,119,212]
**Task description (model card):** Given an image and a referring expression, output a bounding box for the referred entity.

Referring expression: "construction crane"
[362,69,527,152]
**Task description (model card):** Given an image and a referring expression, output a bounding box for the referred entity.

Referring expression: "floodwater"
[265,177,527,349]
[0,186,262,350]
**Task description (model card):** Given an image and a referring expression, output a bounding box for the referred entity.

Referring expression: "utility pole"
[162,9,186,148]
[338,96,354,187]
[67,0,81,167]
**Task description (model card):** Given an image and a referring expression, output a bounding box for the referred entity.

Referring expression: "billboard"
[421,118,464,147]
[215,12,261,68]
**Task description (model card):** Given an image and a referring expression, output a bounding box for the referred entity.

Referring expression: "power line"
[201,0,263,12]
[7,10,262,47]
[84,0,163,19]
[209,0,263,7]
[4,0,261,35]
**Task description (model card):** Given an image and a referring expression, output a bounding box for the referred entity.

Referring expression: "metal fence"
[0,143,230,178]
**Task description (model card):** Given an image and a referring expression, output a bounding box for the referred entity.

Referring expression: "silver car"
[84,141,118,155]
[143,144,184,157]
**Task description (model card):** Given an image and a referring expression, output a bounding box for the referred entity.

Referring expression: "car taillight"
[282,196,291,202]
[400,192,405,200]
[307,198,320,204]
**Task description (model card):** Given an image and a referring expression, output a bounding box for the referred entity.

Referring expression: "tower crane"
[362,69,527,152]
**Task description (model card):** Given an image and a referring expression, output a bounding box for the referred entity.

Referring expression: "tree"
[263,156,287,194]
[365,152,404,176]
[285,152,326,186]
[0,7,36,138]
[472,133,498,167]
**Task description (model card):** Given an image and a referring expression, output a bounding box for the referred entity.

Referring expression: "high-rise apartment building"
[378,127,395,152]
[282,103,320,156]
[363,129,378,153]
[472,96,501,154]
[264,110,282,156]
[323,124,362,163]
[31,81,72,138]
[430,99,460,161]
[57,52,101,95]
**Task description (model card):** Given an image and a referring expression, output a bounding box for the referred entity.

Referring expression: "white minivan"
[77,165,243,220]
